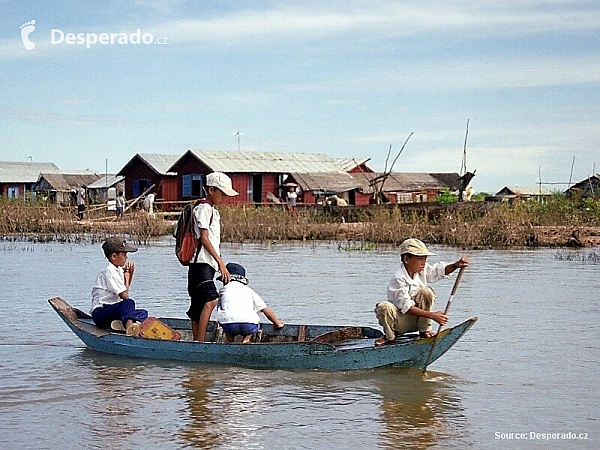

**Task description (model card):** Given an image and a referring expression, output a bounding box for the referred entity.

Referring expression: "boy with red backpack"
[186,172,238,341]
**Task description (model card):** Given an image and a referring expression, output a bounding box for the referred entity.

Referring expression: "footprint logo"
[20,20,36,51]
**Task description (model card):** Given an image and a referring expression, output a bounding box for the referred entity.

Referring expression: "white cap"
[399,238,436,256]
[206,172,238,196]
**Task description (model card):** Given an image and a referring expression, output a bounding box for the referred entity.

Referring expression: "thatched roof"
[355,172,460,194]
[36,172,101,191]
[289,171,359,194]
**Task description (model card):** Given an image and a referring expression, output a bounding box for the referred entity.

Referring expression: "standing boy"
[115,190,125,220]
[187,172,238,341]
[374,238,469,346]
[91,236,148,336]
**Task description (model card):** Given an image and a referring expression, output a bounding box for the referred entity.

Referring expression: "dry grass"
[0,199,170,243]
[2,195,599,248]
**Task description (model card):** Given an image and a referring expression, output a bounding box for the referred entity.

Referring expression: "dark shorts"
[222,323,259,337]
[187,263,218,321]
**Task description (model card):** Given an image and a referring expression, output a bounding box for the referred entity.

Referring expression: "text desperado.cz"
[51,29,167,48]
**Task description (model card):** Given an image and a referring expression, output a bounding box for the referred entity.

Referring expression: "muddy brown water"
[0,240,597,449]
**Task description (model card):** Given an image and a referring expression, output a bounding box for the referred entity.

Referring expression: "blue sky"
[1,0,599,193]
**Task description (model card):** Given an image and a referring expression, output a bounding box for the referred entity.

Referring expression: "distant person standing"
[143,191,155,216]
[115,190,125,220]
[77,185,86,220]
[286,186,297,216]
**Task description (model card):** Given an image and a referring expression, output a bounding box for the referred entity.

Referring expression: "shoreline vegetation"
[1,195,599,249]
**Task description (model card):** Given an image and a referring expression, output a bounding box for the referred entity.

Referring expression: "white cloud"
[150,1,600,46]
[4,2,599,60]
[133,0,183,13]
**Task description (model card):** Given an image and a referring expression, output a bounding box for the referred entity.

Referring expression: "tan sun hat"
[399,238,436,256]
[206,172,239,196]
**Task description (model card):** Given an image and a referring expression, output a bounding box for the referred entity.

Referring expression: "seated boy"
[216,263,284,344]
[91,236,148,336]
[374,238,469,346]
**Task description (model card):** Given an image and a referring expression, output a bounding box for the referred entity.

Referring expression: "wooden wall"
[120,162,177,210]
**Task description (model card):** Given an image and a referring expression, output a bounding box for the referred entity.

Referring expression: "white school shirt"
[387,261,448,314]
[216,281,268,324]
[91,262,126,312]
[192,202,221,270]
[77,188,85,206]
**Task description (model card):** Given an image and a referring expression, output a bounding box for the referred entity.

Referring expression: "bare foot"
[419,330,436,338]
[274,321,285,330]
[375,336,395,346]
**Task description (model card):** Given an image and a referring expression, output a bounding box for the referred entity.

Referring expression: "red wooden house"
[167,150,362,205]
[0,161,60,199]
[117,153,180,210]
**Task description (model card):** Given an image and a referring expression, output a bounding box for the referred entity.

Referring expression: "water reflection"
[180,370,220,448]
[76,352,145,442]
[372,369,468,449]
[5,242,597,448]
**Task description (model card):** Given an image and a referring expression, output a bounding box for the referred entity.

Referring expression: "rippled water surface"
[1,240,598,449]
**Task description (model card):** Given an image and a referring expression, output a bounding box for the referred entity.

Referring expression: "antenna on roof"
[28,156,33,162]
[234,132,242,151]
[568,156,575,188]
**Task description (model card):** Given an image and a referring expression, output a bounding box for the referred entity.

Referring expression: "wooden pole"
[422,267,466,373]
[125,184,155,212]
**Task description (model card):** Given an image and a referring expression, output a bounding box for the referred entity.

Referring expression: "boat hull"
[50,297,476,371]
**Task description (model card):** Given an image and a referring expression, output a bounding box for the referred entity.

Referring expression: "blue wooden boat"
[49,297,477,371]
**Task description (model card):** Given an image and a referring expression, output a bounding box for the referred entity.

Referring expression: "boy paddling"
[375,238,469,346]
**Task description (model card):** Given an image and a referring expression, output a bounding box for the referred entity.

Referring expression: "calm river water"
[0,239,598,449]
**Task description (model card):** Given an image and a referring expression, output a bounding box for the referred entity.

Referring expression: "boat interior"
[50,297,385,346]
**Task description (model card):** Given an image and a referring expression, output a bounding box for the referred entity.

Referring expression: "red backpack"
[174,200,213,266]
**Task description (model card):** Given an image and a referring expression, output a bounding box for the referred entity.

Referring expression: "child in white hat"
[374,238,468,346]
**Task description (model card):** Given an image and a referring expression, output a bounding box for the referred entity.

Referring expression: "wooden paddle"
[422,266,466,373]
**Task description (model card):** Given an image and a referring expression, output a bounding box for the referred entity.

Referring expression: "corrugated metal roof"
[184,150,345,173]
[495,186,552,196]
[87,174,125,189]
[137,153,180,175]
[0,161,60,183]
[335,157,371,172]
[356,172,455,194]
[290,171,359,193]
[566,174,600,191]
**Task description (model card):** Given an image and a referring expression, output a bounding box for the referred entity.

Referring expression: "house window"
[8,187,19,199]
[182,174,205,198]
[133,179,151,198]
[396,193,412,204]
